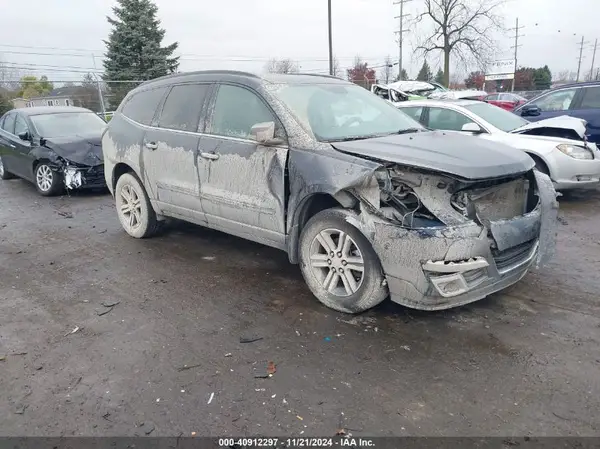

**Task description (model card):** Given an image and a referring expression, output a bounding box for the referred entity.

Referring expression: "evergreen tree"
[396,68,409,81]
[103,0,179,108]
[416,61,433,82]
[434,69,445,86]
[0,93,12,116]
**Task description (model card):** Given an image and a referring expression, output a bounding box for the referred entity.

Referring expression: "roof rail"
[293,72,343,80]
[139,70,260,87]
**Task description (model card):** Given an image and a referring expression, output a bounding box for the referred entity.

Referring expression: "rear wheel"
[0,155,15,180]
[115,172,160,238]
[35,162,62,196]
[299,208,389,314]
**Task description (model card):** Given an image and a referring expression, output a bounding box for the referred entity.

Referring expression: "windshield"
[274,83,423,142]
[464,102,529,132]
[30,112,106,138]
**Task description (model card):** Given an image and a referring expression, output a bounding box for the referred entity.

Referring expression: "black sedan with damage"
[0,106,107,196]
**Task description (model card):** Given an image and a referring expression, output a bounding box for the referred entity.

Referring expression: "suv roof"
[139,70,348,89]
[550,81,600,90]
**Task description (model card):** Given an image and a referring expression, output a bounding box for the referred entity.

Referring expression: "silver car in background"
[397,99,600,190]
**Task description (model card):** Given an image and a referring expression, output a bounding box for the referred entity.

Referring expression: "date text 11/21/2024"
[218,437,376,447]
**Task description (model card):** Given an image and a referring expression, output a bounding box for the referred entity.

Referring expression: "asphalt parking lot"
[0,178,599,437]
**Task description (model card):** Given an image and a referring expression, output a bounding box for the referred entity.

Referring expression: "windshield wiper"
[395,127,423,135]
[324,135,381,142]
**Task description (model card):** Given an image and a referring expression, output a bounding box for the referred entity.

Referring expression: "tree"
[379,55,395,84]
[416,60,433,81]
[0,93,12,115]
[103,0,179,108]
[331,56,342,78]
[346,56,376,89]
[414,0,504,86]
[395,68,409,81]
[513,68,535,91]
[532,65,552,90]
[17,75,53,99]
[264,58,299,74]
[464,71,484,89]
[434,69,445,86]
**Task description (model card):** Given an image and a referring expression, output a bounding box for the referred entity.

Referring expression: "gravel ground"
[0,178,599,437]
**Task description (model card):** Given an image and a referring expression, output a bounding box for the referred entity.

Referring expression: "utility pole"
[393,0,411,81]
[590,38,598,82]
[576,36,587,82]
[509,18,524,91]
[328,0,333,76]
[91,54,107,118]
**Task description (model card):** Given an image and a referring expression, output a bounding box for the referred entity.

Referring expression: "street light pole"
[328,0,333,76]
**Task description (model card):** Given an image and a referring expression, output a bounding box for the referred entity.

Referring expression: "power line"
[393,0,411,80]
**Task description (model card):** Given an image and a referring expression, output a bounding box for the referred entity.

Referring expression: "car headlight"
[556,144,594,160]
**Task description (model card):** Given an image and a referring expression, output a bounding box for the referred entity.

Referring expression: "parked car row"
[0,71,561,317]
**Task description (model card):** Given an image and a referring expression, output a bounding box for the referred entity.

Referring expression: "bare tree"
[331,56,342,78]
[379,55,395,84]
[414,0,505,86]
[264,58,299,74]
[555,70,577,82]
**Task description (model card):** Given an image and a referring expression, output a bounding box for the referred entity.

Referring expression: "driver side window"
[2,113,16,134]
[535,88,577,112]
[427,107,473,131]
[210,84,285,141]
[14,115,29,137]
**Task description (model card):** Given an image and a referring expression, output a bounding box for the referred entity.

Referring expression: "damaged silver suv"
[102,71,558,313]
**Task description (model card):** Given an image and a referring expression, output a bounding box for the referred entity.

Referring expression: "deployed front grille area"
[492,239,537,274]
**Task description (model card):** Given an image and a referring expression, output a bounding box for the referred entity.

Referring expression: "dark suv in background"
[515,81,600,144]
[102,70,557,314]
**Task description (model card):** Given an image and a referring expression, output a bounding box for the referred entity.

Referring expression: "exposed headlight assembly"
[556,144,593,160]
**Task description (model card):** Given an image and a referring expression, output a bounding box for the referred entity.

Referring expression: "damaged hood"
[331,131,534,180]
[43,132,103,166]
[510,115,587,140]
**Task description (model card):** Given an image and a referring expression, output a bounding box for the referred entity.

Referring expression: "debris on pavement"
[96,308,113,316]
[141,421,155,435]
[224,353,232,357]
[296,415,303,421]
[202,256,215,261]
[207,392,215,404]
[254,373,270,379]
[324,336,332,342]
[102,300,121,308]
[239,336,263,343]
[57,211,74,219]
[177,363,202,372]
[65,326,80,336]
[0,356,5,361]
[96,300,120,316]
[11,352,27,356]
[267,361,276,375]
[401,345,411,351]
[14,404,28,415]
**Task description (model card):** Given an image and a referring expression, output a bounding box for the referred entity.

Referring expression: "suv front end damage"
[345,167,558,310]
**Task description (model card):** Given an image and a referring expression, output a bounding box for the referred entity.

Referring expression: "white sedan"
[396,99,600,190]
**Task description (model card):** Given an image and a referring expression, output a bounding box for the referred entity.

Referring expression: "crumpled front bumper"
[350,171,559,311]
[63,164,106,190]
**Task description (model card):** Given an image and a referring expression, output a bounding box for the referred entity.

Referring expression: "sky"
[0,0,599,84]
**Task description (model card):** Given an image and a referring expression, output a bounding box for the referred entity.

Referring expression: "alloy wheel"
[36,165,53,192]
[308,228,365,297]
[119,183,143,231]
[0,156,4,178]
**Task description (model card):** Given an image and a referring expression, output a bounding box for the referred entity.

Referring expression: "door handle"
[200,151,219,160]
[145,142,158,150]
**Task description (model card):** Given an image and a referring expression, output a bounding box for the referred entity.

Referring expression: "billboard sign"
[485,59,515,81]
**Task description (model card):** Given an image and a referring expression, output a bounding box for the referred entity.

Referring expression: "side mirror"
[250,121,284,146]
[521,104,541,117]
[18,131,30,141]
[461,122,484,133]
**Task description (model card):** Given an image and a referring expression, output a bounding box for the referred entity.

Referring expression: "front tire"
[35,162,62,196]
[299,208,389,314]
[0,155,16,180]
[115,172,160,238]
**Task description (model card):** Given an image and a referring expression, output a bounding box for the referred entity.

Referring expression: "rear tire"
[115,172,160,238]
[299,208,389,314]
[35,162,63,196]
[0,155,16,180]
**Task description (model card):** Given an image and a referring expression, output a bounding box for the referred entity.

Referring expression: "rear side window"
[122,87,167,126]
[158,84,210,132]
[2,113,16,134]
[14,114,29,136]
[401,106,424,123]
[579,86,600,109]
